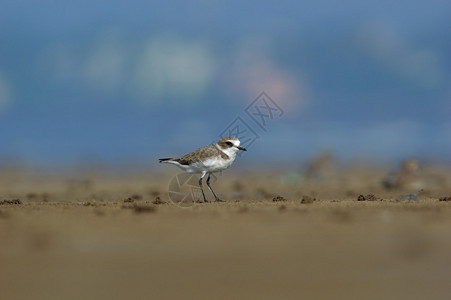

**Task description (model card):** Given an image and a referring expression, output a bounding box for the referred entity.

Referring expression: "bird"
[159,136,247,202]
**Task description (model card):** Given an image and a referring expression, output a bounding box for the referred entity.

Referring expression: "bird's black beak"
[237,145,247,151]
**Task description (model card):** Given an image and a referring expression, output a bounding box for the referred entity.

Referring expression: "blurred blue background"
[1,0,450,168]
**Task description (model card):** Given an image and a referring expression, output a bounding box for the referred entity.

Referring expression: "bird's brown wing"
[173,144,226,165]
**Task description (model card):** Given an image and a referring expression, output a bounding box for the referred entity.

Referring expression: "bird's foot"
[215,198,225,202]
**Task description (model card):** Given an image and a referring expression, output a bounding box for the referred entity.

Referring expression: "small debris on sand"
[272,196,286,202]
[357,195,366,201]
[439,196,451,202]
[0,199,22,205]
[301,195,316,204]
[124,197,135,203]
[152,196,166,205]
[396,189,423,202]
[366,194,377,201]
[357,194,378,201]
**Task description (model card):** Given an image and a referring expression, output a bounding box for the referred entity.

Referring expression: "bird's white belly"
[196,156,235,173]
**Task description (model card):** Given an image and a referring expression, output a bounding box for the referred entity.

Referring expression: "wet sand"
[1,167,451,299]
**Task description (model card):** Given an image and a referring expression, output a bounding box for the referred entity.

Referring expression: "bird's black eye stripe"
[225,141,233,146]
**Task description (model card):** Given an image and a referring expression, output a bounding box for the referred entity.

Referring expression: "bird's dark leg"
[199,172,208,202]
[206,173,224,202]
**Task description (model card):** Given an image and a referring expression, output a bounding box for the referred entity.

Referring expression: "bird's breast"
[201,155,236,172]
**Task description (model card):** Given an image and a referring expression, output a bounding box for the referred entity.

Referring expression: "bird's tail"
[159,158,174,163]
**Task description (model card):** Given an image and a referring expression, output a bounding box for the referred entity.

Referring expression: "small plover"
[159,136,247,202]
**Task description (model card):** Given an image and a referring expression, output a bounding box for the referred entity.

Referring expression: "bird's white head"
[217,136,247,157]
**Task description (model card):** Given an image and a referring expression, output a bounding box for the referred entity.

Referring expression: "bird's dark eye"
[225,141,233,146]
